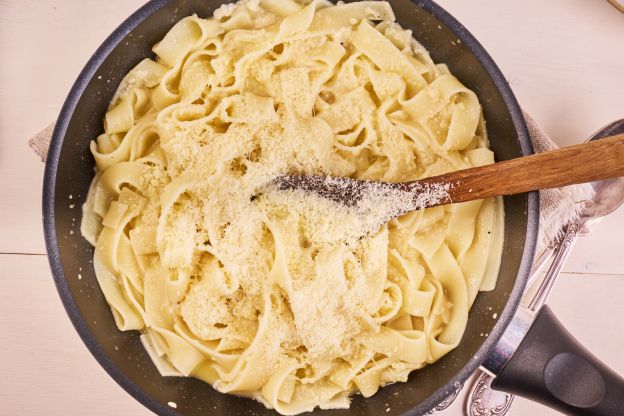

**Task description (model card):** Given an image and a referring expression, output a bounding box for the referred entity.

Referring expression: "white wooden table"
[1,1,623,415]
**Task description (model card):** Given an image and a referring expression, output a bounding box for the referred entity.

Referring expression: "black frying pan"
[42,1,624,415]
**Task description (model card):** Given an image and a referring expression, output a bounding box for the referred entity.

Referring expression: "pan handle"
[488,305,624,415]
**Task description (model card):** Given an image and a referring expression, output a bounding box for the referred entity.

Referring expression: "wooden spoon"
[273,133,624,217]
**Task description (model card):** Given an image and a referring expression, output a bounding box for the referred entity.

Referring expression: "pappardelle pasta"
[81,0,504,413]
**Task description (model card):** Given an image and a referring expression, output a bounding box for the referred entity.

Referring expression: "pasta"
[81,0,504,413]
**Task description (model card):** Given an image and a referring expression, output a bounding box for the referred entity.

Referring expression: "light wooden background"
[1,0,623,415]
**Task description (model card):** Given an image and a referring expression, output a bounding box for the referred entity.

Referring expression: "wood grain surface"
[1,0,623,415]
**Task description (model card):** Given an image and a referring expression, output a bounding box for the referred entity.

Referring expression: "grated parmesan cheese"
[81,0,502,413]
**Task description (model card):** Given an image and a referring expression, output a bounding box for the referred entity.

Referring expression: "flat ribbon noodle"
[80,1,503,414]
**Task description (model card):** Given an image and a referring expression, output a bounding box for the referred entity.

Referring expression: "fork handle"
[417,133,624,205]
[527,223,580,310]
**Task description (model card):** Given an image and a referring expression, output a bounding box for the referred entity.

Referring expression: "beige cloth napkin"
[522,112,594,253]
[29,123,55,163]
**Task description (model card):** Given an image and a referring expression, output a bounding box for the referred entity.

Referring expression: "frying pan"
[42,0,624,415]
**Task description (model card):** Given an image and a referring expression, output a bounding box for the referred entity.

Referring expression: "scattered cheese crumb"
[214,2,236,19]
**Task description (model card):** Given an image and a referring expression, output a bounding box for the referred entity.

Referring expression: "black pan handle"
[491,305,624,415]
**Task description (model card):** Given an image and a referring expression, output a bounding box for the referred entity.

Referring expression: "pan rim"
[42,1,538,415]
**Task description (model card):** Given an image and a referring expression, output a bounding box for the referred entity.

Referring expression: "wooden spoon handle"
[418,133,624,204]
